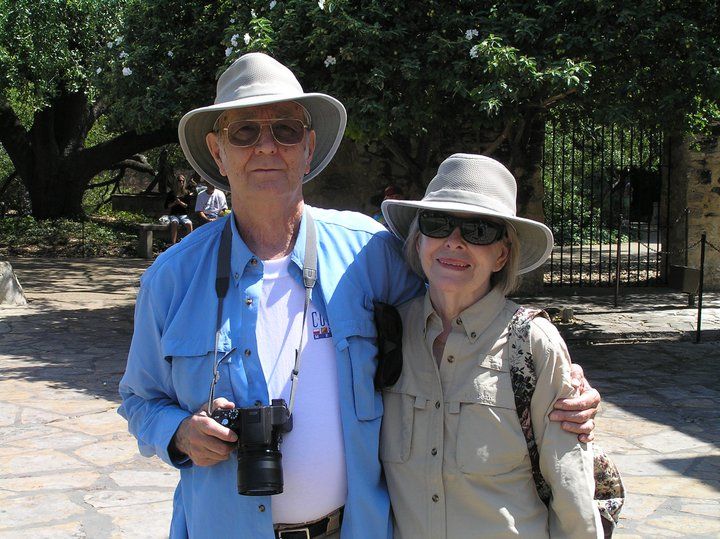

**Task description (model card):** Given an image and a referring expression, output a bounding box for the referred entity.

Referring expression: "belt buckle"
[278,528,311,539]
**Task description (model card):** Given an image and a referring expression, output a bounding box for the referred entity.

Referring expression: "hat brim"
[382,199,554,274]
[178,92,347,191]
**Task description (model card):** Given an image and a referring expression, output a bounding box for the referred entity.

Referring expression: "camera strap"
[207,211,318,415]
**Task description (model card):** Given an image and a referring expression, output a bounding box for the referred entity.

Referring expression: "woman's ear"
[493,240,510,272]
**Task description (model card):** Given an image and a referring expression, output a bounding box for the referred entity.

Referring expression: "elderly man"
[119,53,599,539]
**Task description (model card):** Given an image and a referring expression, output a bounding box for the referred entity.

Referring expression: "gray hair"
[403,214,521,295]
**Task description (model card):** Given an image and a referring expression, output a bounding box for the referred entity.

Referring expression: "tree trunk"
[0,91,177,220]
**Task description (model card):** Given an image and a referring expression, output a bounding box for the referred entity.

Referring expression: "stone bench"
[136,223,170,258]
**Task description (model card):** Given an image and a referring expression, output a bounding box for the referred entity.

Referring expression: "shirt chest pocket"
[454,354,528,476]
[165,343,245,412]
[379,389,423,464]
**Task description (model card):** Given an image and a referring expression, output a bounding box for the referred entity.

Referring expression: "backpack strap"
[507,306,552,506]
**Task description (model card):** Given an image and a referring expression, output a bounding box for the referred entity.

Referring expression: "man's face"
[205,102,315,205]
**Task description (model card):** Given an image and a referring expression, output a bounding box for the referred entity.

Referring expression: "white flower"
[251,9,256,17]
[106,41,114,49]
[167,51,174,57]
[230,33,239,46]
[469,45,479,59]
[119,51,129,59]
[244,33,251,45]
[122,66,133,76]
[324,55,336,67]
[230,18,236,23]
[269,0,277,8]
[115,36,123,45]
[318,0,325,10]
[225,47,233,57]
[465,29,479,40]
[96,67,102,74]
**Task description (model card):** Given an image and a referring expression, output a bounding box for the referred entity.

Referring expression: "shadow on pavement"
[0,305,134,403]
[572,340,720,452]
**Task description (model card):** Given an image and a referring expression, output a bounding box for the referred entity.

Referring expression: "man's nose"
[253,124,278,152]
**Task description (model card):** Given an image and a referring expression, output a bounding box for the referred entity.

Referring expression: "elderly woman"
[379,154,602,538]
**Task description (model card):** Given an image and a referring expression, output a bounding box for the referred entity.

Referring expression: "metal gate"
[542,119,666,287]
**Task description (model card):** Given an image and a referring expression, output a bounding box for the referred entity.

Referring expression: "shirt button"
[250,258,258,266]
[431,448,437,456]
[455,318,462,325]
[234,272,239,280]
[254,400,263,406]
[258,504,265,512]
[434,401,441,409]
[470,331,477,338]
[245,298,253,306]
[447,356,455,363]
[432,494,440,502]
[244,349,251,356]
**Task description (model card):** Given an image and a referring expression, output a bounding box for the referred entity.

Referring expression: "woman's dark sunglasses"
[223,118,309,147]
[418,211,506,245]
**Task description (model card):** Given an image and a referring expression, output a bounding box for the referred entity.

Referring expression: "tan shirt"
[380,289,601,538]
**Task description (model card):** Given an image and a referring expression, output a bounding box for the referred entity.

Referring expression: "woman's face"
[417,212,509,303]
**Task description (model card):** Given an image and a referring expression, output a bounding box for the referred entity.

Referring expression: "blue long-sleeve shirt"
[118,207,424,538]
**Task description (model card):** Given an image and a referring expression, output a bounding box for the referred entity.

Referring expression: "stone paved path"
[1,258,718,538]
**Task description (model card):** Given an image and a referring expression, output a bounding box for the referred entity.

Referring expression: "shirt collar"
[422,285,506,343]
[228,208,311,284]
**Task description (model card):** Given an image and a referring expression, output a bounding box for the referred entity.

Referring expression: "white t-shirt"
[255,256,347,524]
[194,189,227,215]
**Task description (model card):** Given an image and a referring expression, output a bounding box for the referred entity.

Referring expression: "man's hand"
[550,363,601,443]
[171,398,238,466]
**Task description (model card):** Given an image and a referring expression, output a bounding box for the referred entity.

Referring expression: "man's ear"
[304,130,316,173]
[206,132,228,177]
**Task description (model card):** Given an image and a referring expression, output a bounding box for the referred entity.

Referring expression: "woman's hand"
[549,363,600,442]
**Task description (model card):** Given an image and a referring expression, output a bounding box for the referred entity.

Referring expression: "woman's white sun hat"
[382,153,554,274]
[178,52,347,191]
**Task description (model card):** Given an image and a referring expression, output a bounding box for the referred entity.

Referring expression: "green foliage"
[0,215,141,257]
[99,1,231,133]
[0,0,124,112]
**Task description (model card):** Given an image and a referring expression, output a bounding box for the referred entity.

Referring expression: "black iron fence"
[542,119,666,287]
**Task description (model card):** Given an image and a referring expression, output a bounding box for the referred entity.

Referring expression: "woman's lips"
[436,257,470,270]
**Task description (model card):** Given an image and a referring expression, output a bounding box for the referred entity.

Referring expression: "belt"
[274,506,344,539]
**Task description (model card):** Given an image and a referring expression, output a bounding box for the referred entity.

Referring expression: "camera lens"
[237,448,284,495]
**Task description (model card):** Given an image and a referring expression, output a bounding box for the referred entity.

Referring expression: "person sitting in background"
[164,174,194,244]
[194,180,228,224]
[371,185,405,224]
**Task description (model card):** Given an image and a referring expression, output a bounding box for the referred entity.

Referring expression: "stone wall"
[665,131,720,290]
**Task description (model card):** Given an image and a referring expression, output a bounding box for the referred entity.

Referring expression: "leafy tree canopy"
[107,0,719,188]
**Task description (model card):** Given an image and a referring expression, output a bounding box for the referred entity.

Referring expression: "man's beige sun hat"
[382,153,554,274]
[178,52,347,191]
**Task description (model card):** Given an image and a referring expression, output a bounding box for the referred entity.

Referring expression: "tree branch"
[67,127,177,181]
[482,120,514,156]
[382,137,423,177]
[542,88,577,109]
[0,102,32,180]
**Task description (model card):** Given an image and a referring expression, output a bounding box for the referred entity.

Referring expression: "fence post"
[695,232,706,344]
[614,230,621,307]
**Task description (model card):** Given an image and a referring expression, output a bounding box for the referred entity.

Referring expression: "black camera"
[211,399,293,496]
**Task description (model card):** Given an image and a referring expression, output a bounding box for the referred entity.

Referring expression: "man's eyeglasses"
[418,211,506,245]
[222,118,309,147]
